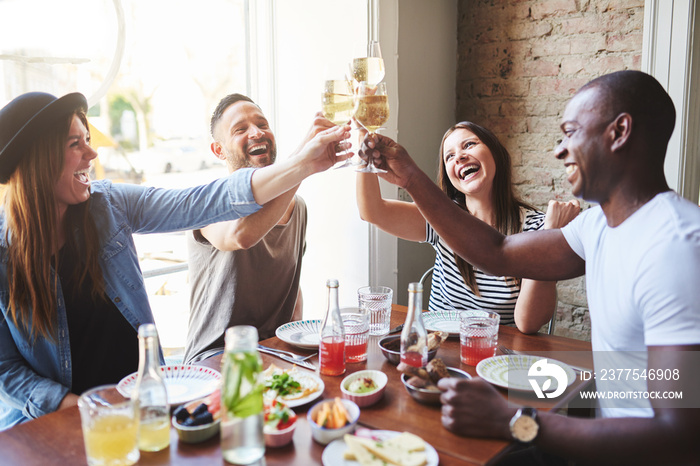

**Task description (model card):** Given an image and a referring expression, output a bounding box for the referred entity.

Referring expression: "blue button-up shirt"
[0,169,260,429]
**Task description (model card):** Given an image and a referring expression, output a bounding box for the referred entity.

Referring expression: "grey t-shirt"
[184,196,307,363]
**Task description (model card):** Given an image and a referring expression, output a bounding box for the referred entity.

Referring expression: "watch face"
[511,415,538,442]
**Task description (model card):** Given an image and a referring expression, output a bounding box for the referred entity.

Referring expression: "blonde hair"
[3,111,104,341]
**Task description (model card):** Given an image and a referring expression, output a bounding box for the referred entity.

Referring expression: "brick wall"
[456,0,645,340]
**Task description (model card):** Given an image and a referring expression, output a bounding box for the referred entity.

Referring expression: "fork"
[498,345,516,355]
[257,345,317,362]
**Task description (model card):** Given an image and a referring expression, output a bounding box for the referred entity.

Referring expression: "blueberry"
[191,411,213,426]
[192,403,209,417]
[181,417,196,427]
[173,405,190,423]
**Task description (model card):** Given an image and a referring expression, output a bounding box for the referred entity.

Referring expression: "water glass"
[78,385,140,466]
[459,310,500,366]
[342,310,369,363]
[358,286,393,336]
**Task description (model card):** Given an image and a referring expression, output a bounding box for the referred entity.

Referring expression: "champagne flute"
[354,81,389,174]
[322,78,360,168]
[351,41,385,86]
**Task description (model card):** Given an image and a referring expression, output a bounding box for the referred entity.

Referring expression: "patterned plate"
[422,310,461,337]
[275,320,322,349]
[117,365,221,406]
[322,429,439,466]
[476,355,576,392]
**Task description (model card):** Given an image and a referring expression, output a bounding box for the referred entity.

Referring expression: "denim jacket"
[0,169,260,429]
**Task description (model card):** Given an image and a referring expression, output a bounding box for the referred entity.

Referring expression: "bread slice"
[344,434,385,466]
[349,434,428,466]
[385,432,426,452]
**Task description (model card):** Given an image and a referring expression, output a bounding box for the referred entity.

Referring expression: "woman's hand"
[544,199,580,230]
[58,392,79,411]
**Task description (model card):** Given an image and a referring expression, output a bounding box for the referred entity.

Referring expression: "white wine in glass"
[354,94,389,133]
[351,57,385,86]
[354,82,389,174]
[351,40,385,86]
[322,80,354,126]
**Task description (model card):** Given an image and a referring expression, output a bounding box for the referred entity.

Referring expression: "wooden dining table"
[0,304,593,466]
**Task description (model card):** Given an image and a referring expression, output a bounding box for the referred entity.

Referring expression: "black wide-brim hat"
[0,91,88,184]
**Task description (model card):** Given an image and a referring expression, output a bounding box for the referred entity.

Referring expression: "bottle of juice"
[133,324,170,452]
[319,279,346,376]
[400,283,428,368]
[221,325,265,465]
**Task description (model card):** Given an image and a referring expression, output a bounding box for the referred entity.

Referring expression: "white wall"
[378,0,458,305]
[274,0,370,317]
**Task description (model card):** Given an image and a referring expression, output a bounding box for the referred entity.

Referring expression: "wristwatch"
[509,407,539,443]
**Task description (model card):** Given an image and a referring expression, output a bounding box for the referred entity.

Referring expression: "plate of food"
[322,428,438,466]
[262,364,324,408]
[117,365,221,406]
[476,354,576,392]
[275,320,322,349]
[422,310,461,337]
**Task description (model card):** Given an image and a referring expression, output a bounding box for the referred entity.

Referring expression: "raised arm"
[361,134,585,281]
[251,124,351,205]
[356,172,426,242]
[515,200,581,333]
[202,115,334,251]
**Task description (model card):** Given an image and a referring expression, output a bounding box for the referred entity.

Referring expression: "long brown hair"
[3,111,104,341]
[436,121,535,296]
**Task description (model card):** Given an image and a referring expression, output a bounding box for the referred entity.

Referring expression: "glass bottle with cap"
[319,278,346,376]
[133,323,170,452]
[220,325,265,465]
[400,282,428,368]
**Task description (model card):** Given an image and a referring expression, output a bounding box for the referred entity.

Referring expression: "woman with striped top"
[356,121,579,333]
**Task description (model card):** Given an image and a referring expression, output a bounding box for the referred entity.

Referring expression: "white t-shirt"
[561,191,700,417]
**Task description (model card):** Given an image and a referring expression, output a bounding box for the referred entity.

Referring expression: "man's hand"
[292,112,337,156]
[544,199,581,230]
[359,133,421,189]
[438,377,515,439]
[297,124,352,174]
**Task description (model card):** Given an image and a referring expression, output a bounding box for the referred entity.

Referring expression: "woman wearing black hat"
[0,91,350,429]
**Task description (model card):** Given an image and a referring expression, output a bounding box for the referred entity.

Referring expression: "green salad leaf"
[265,372,301,397]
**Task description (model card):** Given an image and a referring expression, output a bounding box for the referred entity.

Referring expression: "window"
[1,0,373,359]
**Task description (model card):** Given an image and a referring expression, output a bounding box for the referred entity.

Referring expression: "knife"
[388,324,404,334]
[257,347,316,371]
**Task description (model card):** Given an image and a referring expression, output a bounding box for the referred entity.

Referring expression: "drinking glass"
[351,40,385,86]
[341,309,369,363]
[353,81,389,173]
[459,310,500,366]
[78,385,140,466]
[358,286,393,336]
[322,79,360,168]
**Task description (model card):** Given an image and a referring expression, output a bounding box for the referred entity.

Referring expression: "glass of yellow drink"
[78,385,140,466]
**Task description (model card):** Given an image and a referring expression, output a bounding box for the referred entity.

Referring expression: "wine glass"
[353,82,389,174]
[351,40,385,86]
[321,79,361,168]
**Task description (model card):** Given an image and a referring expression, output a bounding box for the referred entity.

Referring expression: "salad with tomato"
[263,399,297,433]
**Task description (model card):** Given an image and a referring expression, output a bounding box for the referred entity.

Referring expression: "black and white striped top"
[424,208,545,325]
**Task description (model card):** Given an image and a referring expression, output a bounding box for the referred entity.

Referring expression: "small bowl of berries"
[263,399,297,447]
[171,389,221,444]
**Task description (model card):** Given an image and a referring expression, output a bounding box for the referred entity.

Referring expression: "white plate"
[263,369,325,408]
[422,310,461,337]
[275,320,322,349]
[476,355,576,392]
[117,365,221,406]
[322,429,439,466]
